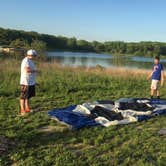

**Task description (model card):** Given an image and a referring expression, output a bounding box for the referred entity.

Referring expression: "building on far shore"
[0,46,25,56]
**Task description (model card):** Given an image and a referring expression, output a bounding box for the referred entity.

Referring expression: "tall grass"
[0,58,166,166]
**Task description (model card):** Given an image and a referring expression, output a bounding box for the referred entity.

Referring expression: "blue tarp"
[48,105,99,129]
[136,99,166,121]
[152,109,166,116]
[150,99,166,105]
[48,99,166,129]
[137,115,152,121]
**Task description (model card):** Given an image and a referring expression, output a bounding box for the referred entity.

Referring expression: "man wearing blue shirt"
[147,56,164,99]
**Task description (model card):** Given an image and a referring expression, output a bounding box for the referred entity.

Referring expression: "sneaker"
[25,109,34,113]
[25,109,30,113]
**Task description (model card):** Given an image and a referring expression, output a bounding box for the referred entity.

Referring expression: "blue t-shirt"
[152,63,163,80]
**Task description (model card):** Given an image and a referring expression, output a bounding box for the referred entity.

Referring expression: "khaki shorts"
[151,79,159,90]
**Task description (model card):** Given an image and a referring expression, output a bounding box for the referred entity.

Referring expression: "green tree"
[67,38,77,50]
[1,27,166,56]
[9,39,29,49]
[77,40,93,52]
[31,40,46,52]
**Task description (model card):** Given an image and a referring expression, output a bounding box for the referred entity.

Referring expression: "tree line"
[1,27,166,56]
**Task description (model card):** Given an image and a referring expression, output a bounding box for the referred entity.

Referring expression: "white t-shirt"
[20,57,36,85]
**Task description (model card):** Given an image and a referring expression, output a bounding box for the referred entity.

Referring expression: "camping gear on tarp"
[115,98,154,111]
[48,105,99,129]
[90,106,123,121]
[48,98,166,129]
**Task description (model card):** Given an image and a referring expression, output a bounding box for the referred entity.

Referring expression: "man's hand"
[25,67,35,73]
[25,67,40,74]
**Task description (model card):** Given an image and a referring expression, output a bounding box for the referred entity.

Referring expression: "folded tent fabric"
[90,106,123,121]
[150,99,166,105]
[114,108,152,117]
[48,105,99,129]
[136,109,166,121]
[73,102,114,115]
[95,116,137,127]
[115,98,154,111]
[152,106,166,116]
[136,115,152,121]
[48,98,166,129]
[72,104,92,115]
[95,100,114,105]
[97,104,114,111]
[149,99,166,116]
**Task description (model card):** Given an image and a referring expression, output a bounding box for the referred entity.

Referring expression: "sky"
[0,0,166,42]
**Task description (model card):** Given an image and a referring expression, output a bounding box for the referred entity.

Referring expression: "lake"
[47,51,166,69]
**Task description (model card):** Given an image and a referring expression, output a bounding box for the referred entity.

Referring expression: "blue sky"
[0,0,166,42]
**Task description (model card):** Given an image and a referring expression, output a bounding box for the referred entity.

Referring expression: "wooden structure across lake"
[0,46,25,56]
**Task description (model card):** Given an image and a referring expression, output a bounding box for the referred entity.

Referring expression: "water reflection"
[47,51,166,69]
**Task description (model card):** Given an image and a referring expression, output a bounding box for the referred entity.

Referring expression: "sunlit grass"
[0,58,166,166]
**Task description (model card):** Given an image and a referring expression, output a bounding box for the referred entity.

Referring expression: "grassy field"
[0,57,166,166]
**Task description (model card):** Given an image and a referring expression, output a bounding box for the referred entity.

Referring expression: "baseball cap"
[27,49,37,56]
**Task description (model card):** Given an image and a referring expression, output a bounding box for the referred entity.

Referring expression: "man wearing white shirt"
[20,49,37,115]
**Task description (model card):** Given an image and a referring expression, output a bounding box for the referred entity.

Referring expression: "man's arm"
[25,67,41,74]
[161,70,164,86]
[24,67,36,73]
[147,71,153,80]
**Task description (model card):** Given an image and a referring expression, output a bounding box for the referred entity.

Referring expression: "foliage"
[1,27,166,56]
[0,58,166,165]
[9,39,29,49]
[9,39,46,51]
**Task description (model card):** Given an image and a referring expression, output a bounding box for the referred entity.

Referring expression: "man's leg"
[25,99,30,112]
[150,80,155,98]
[157,89,160,99]
[20,99,25,113]
[151,89,155,98]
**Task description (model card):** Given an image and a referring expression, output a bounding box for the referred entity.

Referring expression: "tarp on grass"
[48,98,166,129]
[48,105,99,129]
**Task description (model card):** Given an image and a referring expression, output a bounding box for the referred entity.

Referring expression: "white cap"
[27,49,37,56]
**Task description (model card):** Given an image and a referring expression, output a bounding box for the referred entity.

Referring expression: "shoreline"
[1,57,165,78]
[39,60,152,77]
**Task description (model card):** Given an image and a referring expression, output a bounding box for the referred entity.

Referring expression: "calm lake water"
[47,51,166,69]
